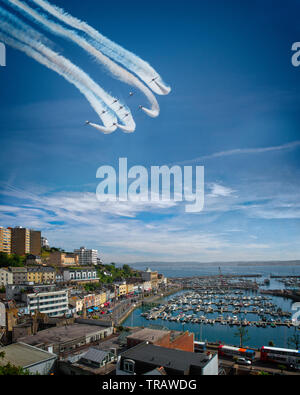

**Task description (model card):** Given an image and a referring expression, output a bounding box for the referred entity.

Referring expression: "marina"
[141,290,294,328]
[123,266,300,349]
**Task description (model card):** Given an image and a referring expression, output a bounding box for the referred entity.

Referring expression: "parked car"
[237,357,252,366]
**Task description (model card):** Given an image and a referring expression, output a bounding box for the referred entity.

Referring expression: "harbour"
[122,265,300,349]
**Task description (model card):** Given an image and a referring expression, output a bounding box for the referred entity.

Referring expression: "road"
[205,345,300,375]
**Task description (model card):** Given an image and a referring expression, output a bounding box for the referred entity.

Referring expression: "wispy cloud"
[1,177,300,263]
[207,183,236,198]
[176,141,300,165]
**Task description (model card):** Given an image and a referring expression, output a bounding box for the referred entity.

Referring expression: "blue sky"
[1,0,300,263]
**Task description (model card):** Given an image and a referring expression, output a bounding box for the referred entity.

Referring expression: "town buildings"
[116,343,218,375]
[6,284,69,317]
[48,251,79,267]
[18,322,114,355]
[0,226,41,255]
[41,237,50,249]
[74,247,98,266]
[126,328,194,352]
[141,267,159,290]
[10,267,28,284]
[0,342,57,375]
[0,226,11,253]
[62,267,98,284]
[7,267,56,285]
[0,268,13,287]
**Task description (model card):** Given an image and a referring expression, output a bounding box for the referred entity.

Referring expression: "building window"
[123,359,135,374]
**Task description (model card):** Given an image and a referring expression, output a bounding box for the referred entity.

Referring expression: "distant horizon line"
[114,259,300,266]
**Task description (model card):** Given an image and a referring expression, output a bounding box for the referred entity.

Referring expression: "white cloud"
[1,180,300,263]
[207,183,236,198]
[175,140,300,165]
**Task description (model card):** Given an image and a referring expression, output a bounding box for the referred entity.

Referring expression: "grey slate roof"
[0,342,57,368]
[81,347,109,364]
[121,343,210,372]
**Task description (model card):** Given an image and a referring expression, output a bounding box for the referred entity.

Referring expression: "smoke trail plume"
[0,30,117,133]
[6,0,160,119]
[0,6,135,133]
[30,0,171,96]
[1,0,171,133]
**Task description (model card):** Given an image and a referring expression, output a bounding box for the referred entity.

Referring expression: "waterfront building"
[141,280,152,292]
[114,281,127,298]
[141,268,158,290]
[158,273,168,286]
[69,296,84,313]
[126,282,134,295]
[94,291,107,307]
[83,294,95,309]
[74,247,98,266]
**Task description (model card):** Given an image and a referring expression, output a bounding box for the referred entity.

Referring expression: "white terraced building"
[26,289,69,317]
[74,247,98,266]
[6,284,69,317]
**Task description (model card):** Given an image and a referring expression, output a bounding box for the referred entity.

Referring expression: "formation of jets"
[85,89,149,127]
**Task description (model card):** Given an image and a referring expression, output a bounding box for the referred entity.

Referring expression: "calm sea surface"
[122,264,300,349]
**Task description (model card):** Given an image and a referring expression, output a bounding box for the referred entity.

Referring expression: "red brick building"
[126,328,194,352]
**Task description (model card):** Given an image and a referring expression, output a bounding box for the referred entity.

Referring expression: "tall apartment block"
[11,227,31,255]
[30,229,42,255]
[74,246,98,266]
[0,226,11,253]
[1,226,41,255]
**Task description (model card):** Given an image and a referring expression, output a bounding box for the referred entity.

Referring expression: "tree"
[257,371,270,375]
[0,252,25,268]
[268,340,275,347]
[234,325,250,348]
[0,352,31,375]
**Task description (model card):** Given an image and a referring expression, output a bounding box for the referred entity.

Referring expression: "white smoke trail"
[0,7,135,133]
[6,0,160,119]
[0,30,117,134]
[29,0,171,96]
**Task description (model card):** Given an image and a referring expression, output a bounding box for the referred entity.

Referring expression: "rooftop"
[127,328,169,343]
[81,347,110,364]
[120,343,212,373]
[0,342,56,368]
[18,323,109,346]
